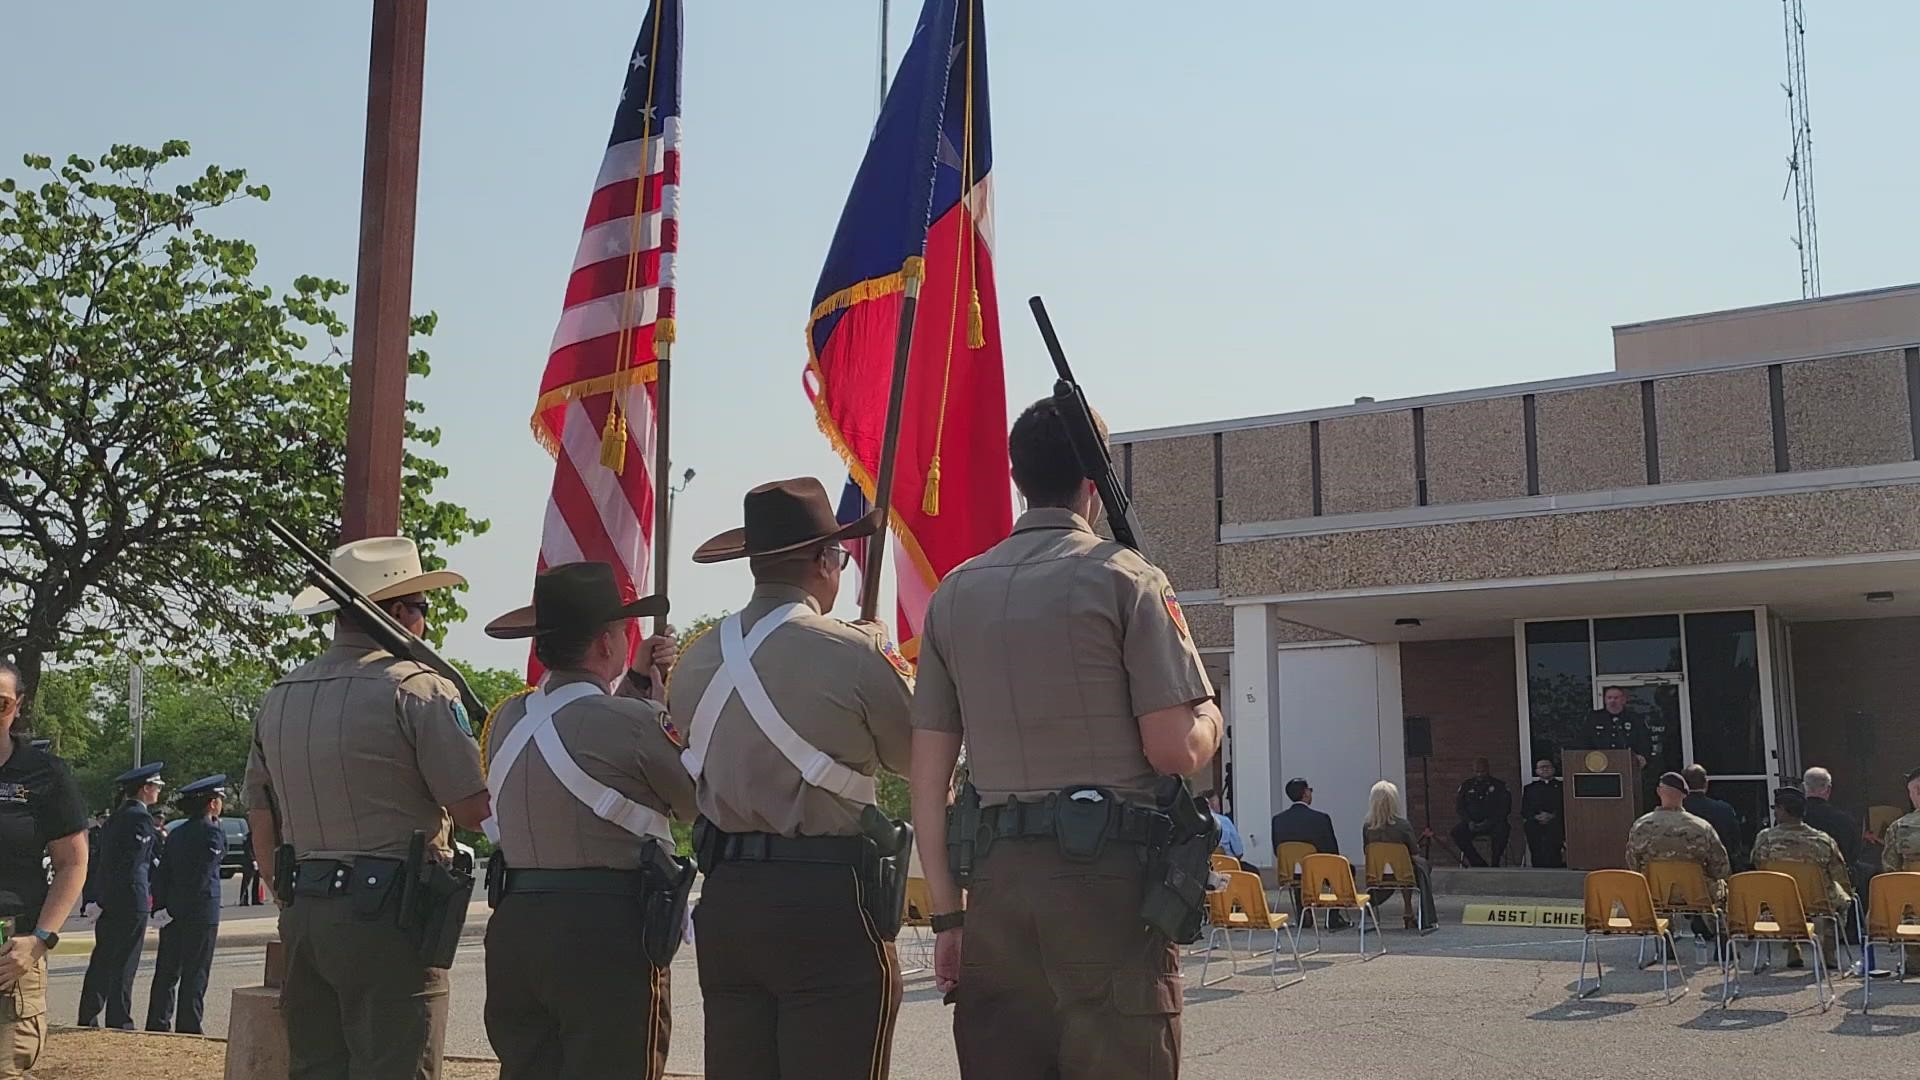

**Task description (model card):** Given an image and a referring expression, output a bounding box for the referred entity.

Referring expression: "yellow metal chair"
[1300,853,1384,960]
[1576,869,1686,1002]
[1364,841,1428,932]
[1758,858,1859,972]
[1210,853,1242,875]
[1861,872,1920,1013]
[1723,870,1833,1011]
[900,877,936,976]
[1276,841,1316,914]
[1199,871,1305,989]
[1867,805,1904,840]
[1647,859,1725,968]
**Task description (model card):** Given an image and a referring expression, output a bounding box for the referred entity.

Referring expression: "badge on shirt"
[451,700,473,738]
[1163,586,1191,640]
[0,782,28,804]
[881,638,915,679]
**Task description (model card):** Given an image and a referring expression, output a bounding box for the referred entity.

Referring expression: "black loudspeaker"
[1404,715,1432,758]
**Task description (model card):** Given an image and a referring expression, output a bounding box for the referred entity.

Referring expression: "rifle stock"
[1026,296,1145,552]
[264,520,488,729]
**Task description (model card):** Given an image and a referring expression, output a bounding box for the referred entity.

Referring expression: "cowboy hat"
[484,562,668,640]
[692,477,882,564]
[290,536,467,616]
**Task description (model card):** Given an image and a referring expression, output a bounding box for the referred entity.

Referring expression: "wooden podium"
[1562,749,1641,870]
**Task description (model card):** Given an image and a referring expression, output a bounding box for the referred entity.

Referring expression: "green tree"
[0,142,486,706]
[452,660,530,713]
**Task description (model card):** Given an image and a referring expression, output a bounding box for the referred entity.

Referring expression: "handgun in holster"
[484,848,508,908]
[858,804,914,942]
[396,831,475,969]
[1137,777,1219,945]
[945,782,985,888]
[690,817,725,875]
[636,838,697,968]
[273,843,296,906]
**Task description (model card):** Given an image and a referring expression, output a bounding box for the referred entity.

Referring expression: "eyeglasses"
[820,546,852,570]
[391,597,431,618]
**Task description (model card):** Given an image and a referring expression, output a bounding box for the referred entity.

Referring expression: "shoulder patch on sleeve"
[451,700,474,738]
[1163,585,1191,640]
[659,711,686,750]
[881,637,915,678]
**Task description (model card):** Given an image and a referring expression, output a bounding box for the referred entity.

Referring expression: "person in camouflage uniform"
[1627,771,1732,902]
[1880,766,1920,969]
[1753,786,1854,968]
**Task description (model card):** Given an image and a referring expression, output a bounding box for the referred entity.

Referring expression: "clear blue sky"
[6,1,1916,671]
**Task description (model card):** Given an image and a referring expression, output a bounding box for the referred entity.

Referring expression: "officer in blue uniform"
[146,774,228,1034]
[77,763,164,1029]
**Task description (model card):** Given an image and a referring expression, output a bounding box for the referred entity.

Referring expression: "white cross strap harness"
[682,605,879,806]
[481,680,675,846]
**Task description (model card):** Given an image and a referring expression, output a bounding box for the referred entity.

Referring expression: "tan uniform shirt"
[484,671,695,870]
[243,630,486,861]
[667,584,913,837]
[911,508,1214,805]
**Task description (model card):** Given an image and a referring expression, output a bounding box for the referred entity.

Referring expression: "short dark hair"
[0,660,21,698]
[1285,778,1310,803]
[1534,758,1556,770]
[1008,398,1106,507]
[533,626,601,672]
[1906,765,1920,784]
[1681,764,1709,792]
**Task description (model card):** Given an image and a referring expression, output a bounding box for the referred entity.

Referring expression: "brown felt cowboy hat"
[692,477,882,564]
[483,561,668,640]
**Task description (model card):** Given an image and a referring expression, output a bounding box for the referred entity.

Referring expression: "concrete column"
[1231,603,1278,866]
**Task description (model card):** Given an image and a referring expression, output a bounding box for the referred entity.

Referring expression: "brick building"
[1116,283,1920,866]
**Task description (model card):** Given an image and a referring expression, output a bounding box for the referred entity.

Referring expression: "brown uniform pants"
[955,838,1181,1079]
[694,860,902,1079]
[484,891,670,1080]
[0,954,46,1080]
[280,896,450,1080]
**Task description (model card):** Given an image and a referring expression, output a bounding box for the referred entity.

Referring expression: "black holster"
[485,848,508,908]
[1137,778,1218,945]
[397,832,475,969]
[273,843,296,906]
[859,804,914,942]
[637,838,696,968]
[945,782,985,888]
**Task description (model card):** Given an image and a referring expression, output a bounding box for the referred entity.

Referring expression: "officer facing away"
[245,537,490,1080]
[146,773,228,1034]
[910,398,1223,1078]
[479,562,696,1080]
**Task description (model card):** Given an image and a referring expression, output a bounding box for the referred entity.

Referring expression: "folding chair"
[900,877,935,976]
[1759,858,1860,974]
[1276,842,1316,915]
[1300,853,1384,960]
[1575,869,1687,1002]
[1723,870,1833,1011]
[1861,872,1920,1013]
[1647,859,1725,969]
[1364,842,1428,931]
[1210,853,1242,875]
[1867,805,1904,841]
[1199,871,1305,989]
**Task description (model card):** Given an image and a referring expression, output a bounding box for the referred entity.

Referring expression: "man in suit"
[1802,767,1863,878]
[1681,765,1747,872]
[1271,777,1344,926]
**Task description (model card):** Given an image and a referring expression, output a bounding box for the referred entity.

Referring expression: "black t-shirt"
[0,734,90,928]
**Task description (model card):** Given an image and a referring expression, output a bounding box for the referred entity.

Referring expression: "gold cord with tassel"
[600,400,628,472]
[922,456,942,516]
[967,288,985,348]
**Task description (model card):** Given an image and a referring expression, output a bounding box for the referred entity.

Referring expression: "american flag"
[528,0,682,674]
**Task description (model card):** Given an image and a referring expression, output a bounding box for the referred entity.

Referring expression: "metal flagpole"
[129,663,144,768]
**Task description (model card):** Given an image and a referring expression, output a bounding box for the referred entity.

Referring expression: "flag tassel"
[600,401,628,473]
[922,456,942,516]
[967,288,985,349]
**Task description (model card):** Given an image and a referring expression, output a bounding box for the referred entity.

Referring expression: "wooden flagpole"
[859,272,922,622]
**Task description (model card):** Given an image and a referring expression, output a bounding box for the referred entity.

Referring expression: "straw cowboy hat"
[692,477,882,564]
[483,562,668,640]
[290,537,468,616]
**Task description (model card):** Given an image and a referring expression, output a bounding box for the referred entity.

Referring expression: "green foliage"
[876,769,910,822]
[452,660,530,714]
[0,142,486,699]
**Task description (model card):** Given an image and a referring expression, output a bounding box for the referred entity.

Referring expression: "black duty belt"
[981,796,1166,846]
[712,831,868,867]
[504,868,646,896]
[293,856,402,899]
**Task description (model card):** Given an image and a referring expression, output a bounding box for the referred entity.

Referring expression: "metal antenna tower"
[1781,0,1821,298]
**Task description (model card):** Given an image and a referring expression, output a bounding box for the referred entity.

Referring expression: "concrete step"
[1432,866,1585,899]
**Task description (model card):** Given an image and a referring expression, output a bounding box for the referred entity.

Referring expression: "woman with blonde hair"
[1361,780,1438,929]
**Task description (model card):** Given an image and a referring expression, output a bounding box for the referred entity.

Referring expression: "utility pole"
[342,0,430,541]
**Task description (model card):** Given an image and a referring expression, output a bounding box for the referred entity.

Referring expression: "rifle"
[263,520,489,729]
[1027,296,1146,552]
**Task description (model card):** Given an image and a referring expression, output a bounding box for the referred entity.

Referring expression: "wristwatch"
[31,929,57,951]
[930,911,965,933]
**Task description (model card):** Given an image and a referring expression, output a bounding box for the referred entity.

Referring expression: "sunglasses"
[390,597,431,618]
[820,546,852,570]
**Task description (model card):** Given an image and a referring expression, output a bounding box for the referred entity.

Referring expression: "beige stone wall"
[1655,367,1775,483]
[1221,424,1313,524]
[1319,411,1416,514]
[1219,482,1920,596]
[1424,397,1528,504]
[1535,383,1646,493]
[1129,434,1216,589]
[1783,349,1912,471]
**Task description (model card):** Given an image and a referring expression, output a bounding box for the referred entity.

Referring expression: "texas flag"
[806,0,1011,656]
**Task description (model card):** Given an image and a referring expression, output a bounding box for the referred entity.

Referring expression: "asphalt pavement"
[42,894,1920,1079]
